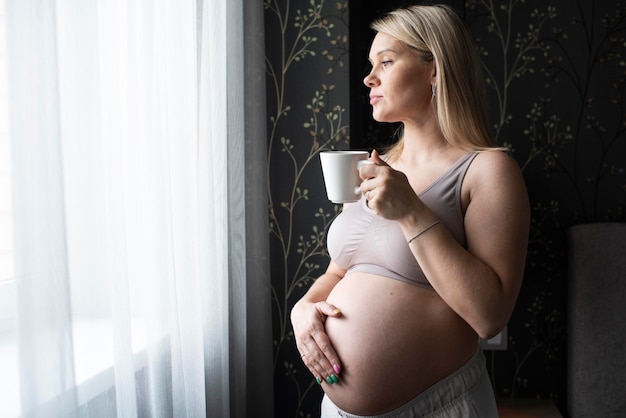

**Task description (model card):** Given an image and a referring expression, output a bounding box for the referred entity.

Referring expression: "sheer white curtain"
[1,0,271,417]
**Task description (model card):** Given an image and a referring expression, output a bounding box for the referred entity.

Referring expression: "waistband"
[324,347,487,418]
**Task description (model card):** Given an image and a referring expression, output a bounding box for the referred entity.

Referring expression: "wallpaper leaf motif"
[467,0,626,405]
[466,0,565,401]
[469,0,556,143]
[536,0,626,223]
[264,1,349,416]
[266,0,624,415]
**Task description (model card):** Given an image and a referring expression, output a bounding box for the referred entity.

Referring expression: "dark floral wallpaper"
[463,1,626,413]
[265,0,626,417]
[264,1,350,417]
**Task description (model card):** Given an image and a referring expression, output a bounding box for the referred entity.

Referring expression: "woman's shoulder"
[465,149,527,195]
[461,149,529,229]
[470,149,522,176]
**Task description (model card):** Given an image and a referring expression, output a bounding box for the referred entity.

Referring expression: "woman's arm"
[403,151,530,339]
[291,260,346,382]
[363,150,530,339]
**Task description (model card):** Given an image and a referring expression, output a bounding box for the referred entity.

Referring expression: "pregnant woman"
[290,4,530,418]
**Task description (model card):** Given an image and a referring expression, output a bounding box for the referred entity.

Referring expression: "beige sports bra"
[327,152,478,289]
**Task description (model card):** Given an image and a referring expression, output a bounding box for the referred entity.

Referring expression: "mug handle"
[354,160,375,194]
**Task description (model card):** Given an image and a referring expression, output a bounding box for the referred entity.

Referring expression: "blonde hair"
[371,4,499,154]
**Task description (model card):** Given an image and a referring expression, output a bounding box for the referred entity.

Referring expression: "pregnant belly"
[323,272,477,415]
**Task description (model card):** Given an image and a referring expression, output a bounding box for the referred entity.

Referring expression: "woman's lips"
[369,95,382,105]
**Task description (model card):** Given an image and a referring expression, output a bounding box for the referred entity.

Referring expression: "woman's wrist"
[398,204,439,241]
[406,220,442,244]
[296,272,341,306]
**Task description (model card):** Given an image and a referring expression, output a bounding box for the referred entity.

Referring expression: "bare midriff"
[323,272,478,416]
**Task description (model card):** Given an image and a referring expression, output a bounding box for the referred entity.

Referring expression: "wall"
[265,0,626,416]
[461,2,626,415]
[264,1,350,417]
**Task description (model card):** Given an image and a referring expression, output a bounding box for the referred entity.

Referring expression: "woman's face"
[363,32,435,125]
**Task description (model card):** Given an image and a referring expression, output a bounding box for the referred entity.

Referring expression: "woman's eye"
[381,60,392,67]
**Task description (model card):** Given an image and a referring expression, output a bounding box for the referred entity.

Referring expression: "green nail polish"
[326,376,333,384]
[331,374,339,383]
[316,377,322,385]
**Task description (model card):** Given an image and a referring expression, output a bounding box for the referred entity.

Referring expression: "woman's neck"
[396,122,452,164]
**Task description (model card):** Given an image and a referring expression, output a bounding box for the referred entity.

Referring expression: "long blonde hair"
[371,4,499,154]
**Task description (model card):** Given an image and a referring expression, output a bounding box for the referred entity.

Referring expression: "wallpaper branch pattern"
[536,0,626,223]
[470,1,556,144]
[466,0,626,405]
[266,0,626,416]
[264,1,349,416]
[465,0,565,400]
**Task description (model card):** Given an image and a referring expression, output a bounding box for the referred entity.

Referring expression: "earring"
[431,83,436,98]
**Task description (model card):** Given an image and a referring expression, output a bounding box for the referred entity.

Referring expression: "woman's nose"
[363,70,378,87]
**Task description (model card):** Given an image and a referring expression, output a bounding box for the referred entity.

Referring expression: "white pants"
[320,348,498,418]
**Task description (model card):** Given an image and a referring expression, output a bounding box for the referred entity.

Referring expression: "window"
[0,1,270,416]
[0,2,19,417]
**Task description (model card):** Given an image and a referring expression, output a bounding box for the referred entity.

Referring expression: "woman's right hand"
[291,297,343,385]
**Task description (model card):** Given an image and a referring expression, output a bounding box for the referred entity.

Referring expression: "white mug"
[320,150,373,203]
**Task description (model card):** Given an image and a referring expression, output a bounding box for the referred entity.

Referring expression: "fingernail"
[332,308,341,315]
[333,364,341,374]
[316,377,322,385]
[326,376,334,384]
[330,374,339,383]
